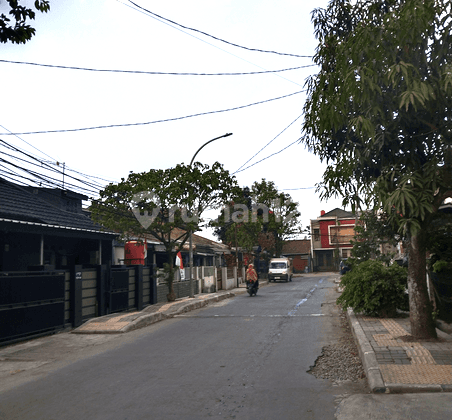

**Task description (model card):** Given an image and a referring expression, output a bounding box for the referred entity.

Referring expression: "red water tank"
[124,241,147,265]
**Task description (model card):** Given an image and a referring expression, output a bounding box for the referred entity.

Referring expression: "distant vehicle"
[340,259,350,275]
[268,258,293,282]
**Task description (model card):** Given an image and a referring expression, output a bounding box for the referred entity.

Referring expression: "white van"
[268,258,293,282]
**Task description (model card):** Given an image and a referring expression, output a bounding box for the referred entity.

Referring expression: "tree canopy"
[91,162,239,300]
[211,179,302,258]
[303,0,452,338]
[0,0,50,44]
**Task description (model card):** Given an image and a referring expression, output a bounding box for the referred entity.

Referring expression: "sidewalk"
[347,308,452,393]
[71,280,273,334]
[71,288,245,334]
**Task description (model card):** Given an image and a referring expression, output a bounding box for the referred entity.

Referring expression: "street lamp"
[188,133,232,298]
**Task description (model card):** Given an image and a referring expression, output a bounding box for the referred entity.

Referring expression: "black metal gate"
[109,267,129,313]
[0,271,65,344]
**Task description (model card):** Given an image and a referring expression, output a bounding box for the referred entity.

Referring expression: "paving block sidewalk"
[348,309,452,393]
[72,287,249,335]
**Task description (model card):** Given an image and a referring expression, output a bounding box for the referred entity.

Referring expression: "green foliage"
[337,260,409,317]
[92,162,238,300]
[432,260,451,274]
[303,0,451,231]
[304,0,451,336]
[0,0,50,44]
[350,210,400,265]
[210,179,301,255]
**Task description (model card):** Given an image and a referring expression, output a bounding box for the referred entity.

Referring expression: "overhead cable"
[234,137,301,173]
[233,113,303,174]
[0,59,316,75]
[0,156,99,194]
[126,0,313,59]
[0,124,57,161]
[121,1,307,87]
[0,90,305,136]
[0,139,103,191]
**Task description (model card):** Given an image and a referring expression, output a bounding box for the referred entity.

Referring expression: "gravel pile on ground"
[309,310,366,383]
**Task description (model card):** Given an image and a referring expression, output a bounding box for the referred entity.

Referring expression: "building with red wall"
[310,208,357,272]
[281,239,311,273]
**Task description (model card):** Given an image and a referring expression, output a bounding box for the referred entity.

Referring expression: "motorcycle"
[246,280,259,296]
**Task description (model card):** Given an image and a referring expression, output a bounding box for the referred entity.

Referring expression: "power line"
[0,59,316,75]
[234,137,302,174]
[233,113,303,174]
[0,156,99,194]
[120,1,308,88]
[0,90,305,136]
[0,139,105,195]
[0,125,117,186]
[0,124,57,162]
[125,0,313,59]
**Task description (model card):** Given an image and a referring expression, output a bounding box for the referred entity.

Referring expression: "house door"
[316,250,335,272]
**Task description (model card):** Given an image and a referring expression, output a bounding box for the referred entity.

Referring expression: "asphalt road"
[0,274,359,420]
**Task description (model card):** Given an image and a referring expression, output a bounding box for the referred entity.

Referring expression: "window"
[314,229,320,241]
[270,262,287,269]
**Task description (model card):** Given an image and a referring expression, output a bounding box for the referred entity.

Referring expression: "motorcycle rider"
[246,263,259,291]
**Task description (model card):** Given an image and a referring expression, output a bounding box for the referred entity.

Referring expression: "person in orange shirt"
[246,263,259,290]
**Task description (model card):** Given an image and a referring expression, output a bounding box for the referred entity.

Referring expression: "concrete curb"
[347,309,452,394]
[347,308,388,393]
[122,292,235,332]
[436,319,452,335]
[73,292,236,334]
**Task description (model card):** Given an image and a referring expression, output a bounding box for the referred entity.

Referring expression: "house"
[310,208,357,272]
[281,239,311,273]
[0,178,120,344]
[112,227,231,270]
[0,178,116,271]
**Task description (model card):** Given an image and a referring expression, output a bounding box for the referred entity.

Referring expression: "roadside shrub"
[336,260,409,317]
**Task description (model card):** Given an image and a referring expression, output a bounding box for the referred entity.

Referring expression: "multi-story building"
[310,208,357,272]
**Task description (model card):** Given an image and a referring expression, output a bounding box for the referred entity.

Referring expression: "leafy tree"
[91,162,239,301]
[252,179,302,256]
[303,0,452,338]
[211,186,259,253]
[211,179,302,257]
[349,210,401,266]
[1,0,50,44]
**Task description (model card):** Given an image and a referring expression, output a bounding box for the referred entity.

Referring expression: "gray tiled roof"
[0,178,113,234]
[321,208,356,219]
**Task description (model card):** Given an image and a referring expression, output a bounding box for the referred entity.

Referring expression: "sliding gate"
[0,271,65,344]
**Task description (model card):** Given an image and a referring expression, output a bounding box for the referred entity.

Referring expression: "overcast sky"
[0,0,347,240]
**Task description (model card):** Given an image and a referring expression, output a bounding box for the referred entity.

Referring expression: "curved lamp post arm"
[189,133,232,167]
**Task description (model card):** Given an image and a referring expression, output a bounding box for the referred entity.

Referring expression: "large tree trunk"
[407,232,437,339]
